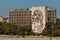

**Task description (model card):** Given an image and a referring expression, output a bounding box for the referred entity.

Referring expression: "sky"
[0,0,60,18]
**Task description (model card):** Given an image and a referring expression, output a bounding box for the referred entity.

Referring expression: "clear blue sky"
[0,0,60,18]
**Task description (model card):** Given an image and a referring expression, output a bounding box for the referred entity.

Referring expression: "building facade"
[9,6,56,34]
[0,16,9,23]
[30,6,56,34]
[9,9,31,26]
[0,16,4,22]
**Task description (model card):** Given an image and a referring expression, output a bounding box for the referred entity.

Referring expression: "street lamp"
[50,23,53,40]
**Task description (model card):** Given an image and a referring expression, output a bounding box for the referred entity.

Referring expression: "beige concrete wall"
[0,16,3,22]
[30,6,46,33]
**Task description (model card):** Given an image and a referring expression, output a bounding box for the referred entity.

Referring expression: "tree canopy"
[42,18,60,37]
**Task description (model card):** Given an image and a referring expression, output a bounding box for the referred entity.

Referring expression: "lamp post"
[50,23,53,40]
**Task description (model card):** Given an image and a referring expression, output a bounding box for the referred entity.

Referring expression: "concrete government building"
[9,9,31,26]
[9,6,56,34]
